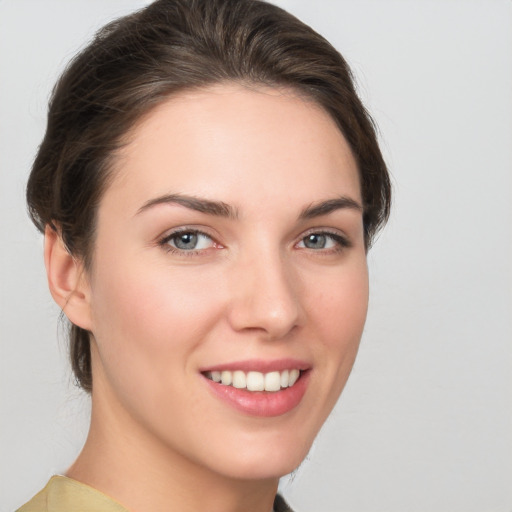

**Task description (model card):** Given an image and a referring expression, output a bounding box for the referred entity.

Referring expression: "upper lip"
[199,358,311,374]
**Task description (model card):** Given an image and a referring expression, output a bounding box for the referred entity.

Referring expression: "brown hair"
[27,0,391,392]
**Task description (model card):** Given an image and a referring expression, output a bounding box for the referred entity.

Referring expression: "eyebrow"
[299,196,363,219]
[136,193,238,218]
[136,193,362,220]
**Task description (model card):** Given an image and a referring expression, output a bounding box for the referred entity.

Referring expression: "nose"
[227,249,302,340]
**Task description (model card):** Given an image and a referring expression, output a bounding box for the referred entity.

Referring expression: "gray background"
[1,1,511,511]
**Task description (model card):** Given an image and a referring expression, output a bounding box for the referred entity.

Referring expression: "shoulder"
[18,478,294,512]
[274,493,295,512]
[16,480,51,512]
[16,476,128,512]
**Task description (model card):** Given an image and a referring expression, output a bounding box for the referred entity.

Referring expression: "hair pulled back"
[27,0,391,392]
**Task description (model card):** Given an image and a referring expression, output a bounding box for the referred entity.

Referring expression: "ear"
[44,225,93,331]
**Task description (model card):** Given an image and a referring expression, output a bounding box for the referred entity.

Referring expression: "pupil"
[175,233,197,250]
[305,234,326,249]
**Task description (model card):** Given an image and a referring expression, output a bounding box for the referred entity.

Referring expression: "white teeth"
[280,369,289,388]
[247,371,264,391]
[232,371,246,389]
[206,369,302,392]
[265,371,281,392]
[289,369,300,386]
[221,370,232,386]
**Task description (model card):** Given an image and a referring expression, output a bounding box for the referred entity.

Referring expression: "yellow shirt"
[16,476,129,512]
[17,475,292,512]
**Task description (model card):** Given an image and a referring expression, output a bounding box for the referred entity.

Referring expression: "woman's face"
[84,83,368,480]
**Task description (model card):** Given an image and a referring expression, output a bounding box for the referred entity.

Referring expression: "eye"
[160,229,216,252]
[296,232,349,251]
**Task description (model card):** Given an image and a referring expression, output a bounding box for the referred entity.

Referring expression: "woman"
[17,0,390,510]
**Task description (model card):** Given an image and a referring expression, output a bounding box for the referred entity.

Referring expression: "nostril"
[226,254,302,338]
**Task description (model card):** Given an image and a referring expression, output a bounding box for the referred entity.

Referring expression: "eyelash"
[157,228,351,256]
[158,228,218,256]
[298,230,352,254]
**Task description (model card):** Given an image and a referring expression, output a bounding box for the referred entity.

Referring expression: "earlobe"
[44,225,93,331]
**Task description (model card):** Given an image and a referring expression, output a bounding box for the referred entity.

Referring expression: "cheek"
[87,260,230,442]
[306,258,369,393]
[88,256,224,394]
[92,256,219,338]
[311,259,369,345]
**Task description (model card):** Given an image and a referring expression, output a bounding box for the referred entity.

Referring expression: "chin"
[200,431,314,481]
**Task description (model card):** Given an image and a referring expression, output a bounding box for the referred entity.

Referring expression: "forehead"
[105,83,361,213]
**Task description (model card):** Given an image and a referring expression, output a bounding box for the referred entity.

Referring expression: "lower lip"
[202,371,310,417]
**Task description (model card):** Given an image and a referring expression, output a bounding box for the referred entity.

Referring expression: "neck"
[67,374,279,512]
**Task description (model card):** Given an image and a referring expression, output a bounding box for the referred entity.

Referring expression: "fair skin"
[45,83,368,512]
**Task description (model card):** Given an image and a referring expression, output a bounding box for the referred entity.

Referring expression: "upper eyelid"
[158,226,217,243]
[156,225,351,247]
[301,227,345,235]
[158,228,219,256]
[295,228,352,249]
[297,226,350,240]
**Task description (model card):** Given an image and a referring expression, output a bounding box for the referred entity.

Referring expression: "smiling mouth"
[203,369,301,392]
